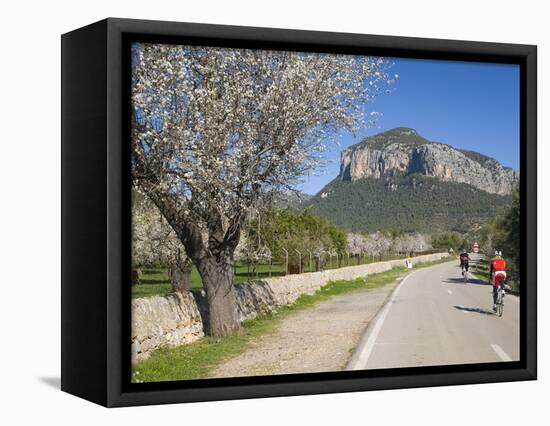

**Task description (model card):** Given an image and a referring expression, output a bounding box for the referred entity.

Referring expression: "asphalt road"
[348,256,520,370]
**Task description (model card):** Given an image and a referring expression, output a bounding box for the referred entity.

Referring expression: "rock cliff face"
[339,128,518,195]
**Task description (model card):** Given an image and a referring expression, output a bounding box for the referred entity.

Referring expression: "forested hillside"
[306,173,511,233]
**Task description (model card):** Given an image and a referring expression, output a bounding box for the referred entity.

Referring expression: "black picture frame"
[61,17,537,407]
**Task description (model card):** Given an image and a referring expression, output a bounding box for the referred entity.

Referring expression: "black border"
[63,18,537,407]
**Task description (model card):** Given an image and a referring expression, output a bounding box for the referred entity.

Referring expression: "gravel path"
[210,278,402,378]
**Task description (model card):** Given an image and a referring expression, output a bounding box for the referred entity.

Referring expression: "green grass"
[132,268,202,299]
[132,254,408,299]
[132,269,174,299]
[132,256,452,382]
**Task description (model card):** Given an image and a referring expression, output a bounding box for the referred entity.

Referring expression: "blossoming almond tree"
[132,191,193,293]
[394,233,430,255]
[367,232,392,261]
[131,43,394,337]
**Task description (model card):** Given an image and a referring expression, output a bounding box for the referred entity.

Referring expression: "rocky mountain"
[303,127,518,233]
[339,127,518,195]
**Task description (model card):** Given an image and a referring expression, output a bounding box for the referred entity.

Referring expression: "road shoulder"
[209,279,402,378]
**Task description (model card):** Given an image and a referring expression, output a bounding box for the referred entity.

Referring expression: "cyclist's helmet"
[494,250,500,257]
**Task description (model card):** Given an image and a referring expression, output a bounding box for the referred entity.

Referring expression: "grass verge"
[132,256,453,382]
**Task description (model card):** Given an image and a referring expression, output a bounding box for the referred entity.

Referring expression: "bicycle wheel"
[496,290,504,317]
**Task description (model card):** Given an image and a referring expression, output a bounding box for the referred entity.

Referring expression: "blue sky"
[298,58,520,195]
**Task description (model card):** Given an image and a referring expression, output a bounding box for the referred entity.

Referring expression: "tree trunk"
[288,259,305,274]
[169,258,193,293]
[131,268,140,286]
[196,254,241,337]
[135,182,243,338]
[315,256,326,272]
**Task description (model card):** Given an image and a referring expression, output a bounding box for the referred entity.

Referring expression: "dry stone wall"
[131,292,204,363]
[233,252,448,321]
[132,252,449,362]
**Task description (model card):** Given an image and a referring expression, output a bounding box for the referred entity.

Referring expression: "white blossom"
[132,193,187,267]
[131,43,394,253]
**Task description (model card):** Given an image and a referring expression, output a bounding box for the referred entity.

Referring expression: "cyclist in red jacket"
[490,251,507,312]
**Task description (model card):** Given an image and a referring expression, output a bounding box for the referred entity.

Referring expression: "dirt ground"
[209,279,401,378]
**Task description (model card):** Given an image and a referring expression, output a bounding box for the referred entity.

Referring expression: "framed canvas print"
[61,18,537,407]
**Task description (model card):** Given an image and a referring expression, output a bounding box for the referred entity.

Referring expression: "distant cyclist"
[459,250,470,275]
[490,251,507,312]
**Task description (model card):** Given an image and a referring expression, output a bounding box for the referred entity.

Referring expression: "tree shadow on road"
[453,305,495,316]
[444,277,489,286]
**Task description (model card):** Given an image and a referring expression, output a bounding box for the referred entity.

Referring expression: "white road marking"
[491,344,512,361]
[347,268,421,370]
[447,290,453,295]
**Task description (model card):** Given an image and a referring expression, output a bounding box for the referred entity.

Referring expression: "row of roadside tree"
[133,193,440,292]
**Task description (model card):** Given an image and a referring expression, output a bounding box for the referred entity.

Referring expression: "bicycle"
[462,265,468,283]
[494,283,505,317]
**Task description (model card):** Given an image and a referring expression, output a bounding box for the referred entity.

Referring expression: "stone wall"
[132,252,449,362]
[232,252,448,322]
[131,292,204,363]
